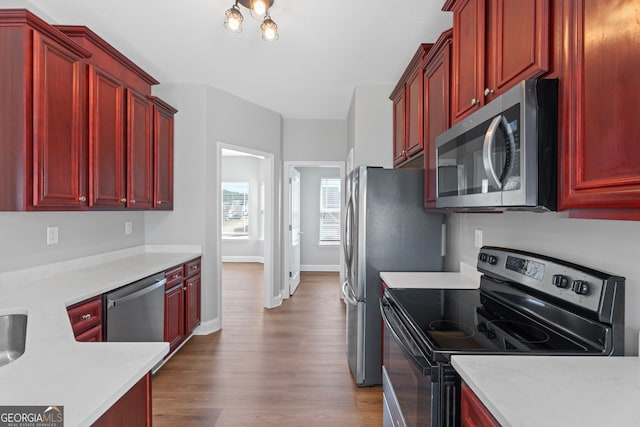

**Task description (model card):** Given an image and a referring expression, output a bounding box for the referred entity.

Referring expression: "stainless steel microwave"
[435,79,558,211]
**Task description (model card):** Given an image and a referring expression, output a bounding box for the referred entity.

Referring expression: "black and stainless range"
[380,246,625,427]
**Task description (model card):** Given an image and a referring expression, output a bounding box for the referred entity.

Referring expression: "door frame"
[216,142,277,310]
[282,160,345,299]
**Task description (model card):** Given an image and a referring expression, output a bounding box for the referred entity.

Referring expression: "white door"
[289,168,302,294]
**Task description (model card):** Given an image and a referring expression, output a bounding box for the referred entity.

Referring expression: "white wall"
[145,83,283,330]
[347,84,394,169]
[220,156,264,261]
[297,167,341,271]
[283,119,347,161]
[0,211,145,273]
[445,212,640,356]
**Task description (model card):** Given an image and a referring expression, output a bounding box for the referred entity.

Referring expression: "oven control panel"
[476,247,624,314]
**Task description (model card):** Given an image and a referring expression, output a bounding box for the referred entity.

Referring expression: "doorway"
[216,142,276,313]
[283,161,345,299]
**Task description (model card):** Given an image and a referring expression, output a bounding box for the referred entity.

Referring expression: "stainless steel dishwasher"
[106,272,166,342]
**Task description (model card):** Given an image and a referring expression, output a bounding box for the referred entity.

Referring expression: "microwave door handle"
[483,115,518,190]
[482,116,504,189]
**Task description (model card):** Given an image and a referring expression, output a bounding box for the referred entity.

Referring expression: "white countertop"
[0,245,201,426]
[452,355,640,427]
[380,262,480,289]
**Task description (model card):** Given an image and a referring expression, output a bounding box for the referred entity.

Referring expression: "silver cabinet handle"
[484,88,495,96]
[79,196,87,202]
[183,287,187,291]
[81,314,91,320]
[120,198,127,203]
[471,98,480,106]
[157,200,162,204]
[130,199,136,204]
[172,274,181,279]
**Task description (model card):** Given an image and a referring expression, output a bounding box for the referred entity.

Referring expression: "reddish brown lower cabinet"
[185,274,201,335]
[164,257,201,354]
[164,283,185,352]
[92,373,151,427]
[67,296,103,342]
[461,382,501,427]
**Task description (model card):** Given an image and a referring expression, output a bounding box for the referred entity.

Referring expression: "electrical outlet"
[46,226,59,245]
[125,221,133,235]
[474,229,483,248]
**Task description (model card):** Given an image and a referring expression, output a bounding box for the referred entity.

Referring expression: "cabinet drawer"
[164,265,184,288]
[67,296,102,335]
[75,324,102,342]
[184,258,201,278]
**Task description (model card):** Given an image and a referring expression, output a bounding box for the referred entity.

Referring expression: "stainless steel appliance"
[435,79,558,211]
[342,166,444,387]
[381,247,625,427]
[106,272,166,342]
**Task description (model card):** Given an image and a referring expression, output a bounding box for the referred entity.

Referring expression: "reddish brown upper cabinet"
[461,382,501,427]
[151,97,178,210]
[127,89,154,209]
[556,0,640,220]
[444,0,550,123]
[0,10,91,211]
[423,29,453,209]
[88,65,126,208]
[390,44,433,168]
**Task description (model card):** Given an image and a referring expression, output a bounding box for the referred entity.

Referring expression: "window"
[222,182,249,238]
[319,178,341,245]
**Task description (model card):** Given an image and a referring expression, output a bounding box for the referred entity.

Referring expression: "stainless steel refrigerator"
[342,166,444,386]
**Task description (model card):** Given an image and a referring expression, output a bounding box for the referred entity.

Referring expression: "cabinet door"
[152,99,175,209]
[92,373,151,427]
[185,274,201,335]
[559,0,640,218]
[164,284,184,352]
[75,325,102,342]
[405,69,424,157]
[451,0,486,121]
[424,35,452,208]
[392,92,407,166]
[486,0,550,97]
[126,89,153,209]
[461,382,500,427]
[32,32,86,208]
[89,65,126,208]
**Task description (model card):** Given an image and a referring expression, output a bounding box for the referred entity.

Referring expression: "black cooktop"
[385,284,606,361]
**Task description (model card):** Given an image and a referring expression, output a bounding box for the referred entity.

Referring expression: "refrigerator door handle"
[342,281,359,306]
[343,198,354,267]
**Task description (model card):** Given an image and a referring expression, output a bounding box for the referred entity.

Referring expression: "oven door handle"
[380,298,432,375]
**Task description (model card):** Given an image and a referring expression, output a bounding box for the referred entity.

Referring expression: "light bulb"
[228,17,241,31]
[224,5,244,33]
[252,0,267,16]
[264,27,275,40]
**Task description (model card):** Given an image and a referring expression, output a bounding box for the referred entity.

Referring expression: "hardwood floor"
[152,263,383,426]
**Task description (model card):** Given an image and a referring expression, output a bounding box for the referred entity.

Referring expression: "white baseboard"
[221,256,264,263]
[193,318,221,335]
[300,264,340,272]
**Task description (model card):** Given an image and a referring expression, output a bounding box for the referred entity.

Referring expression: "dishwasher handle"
[107,278,167,308]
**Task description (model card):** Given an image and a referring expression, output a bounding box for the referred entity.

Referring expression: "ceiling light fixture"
[224,0,279,41]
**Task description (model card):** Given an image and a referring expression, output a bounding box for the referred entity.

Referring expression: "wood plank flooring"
[152,263,382,426]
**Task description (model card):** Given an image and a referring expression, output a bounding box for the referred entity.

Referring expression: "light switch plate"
[47,226,59,245]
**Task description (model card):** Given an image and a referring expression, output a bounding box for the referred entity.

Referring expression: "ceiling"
[23,0,452,119]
